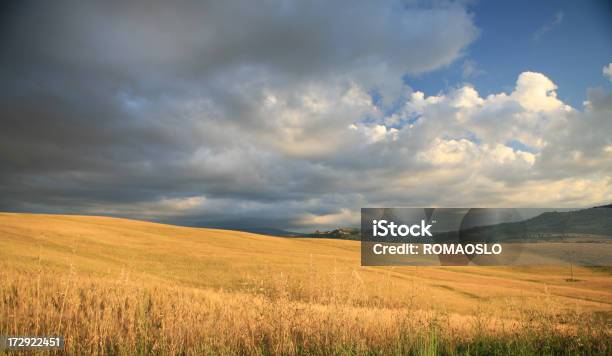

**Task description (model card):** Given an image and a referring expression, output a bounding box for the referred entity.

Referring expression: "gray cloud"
[1,1,608,231]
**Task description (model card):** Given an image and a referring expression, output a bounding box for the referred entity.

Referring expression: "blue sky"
[406,0,612,108]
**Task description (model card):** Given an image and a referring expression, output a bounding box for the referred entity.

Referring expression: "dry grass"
[0,213,610,355]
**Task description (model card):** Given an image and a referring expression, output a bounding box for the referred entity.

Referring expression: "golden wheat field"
[0,212,610,355]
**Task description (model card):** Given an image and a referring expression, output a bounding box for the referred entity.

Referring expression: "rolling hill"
[1,212,611,354]
[1,212,610,310]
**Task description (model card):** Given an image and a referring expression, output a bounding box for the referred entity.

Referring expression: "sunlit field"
[1,213,610,354]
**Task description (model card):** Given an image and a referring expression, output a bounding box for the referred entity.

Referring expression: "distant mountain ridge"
[431,206,612,242]
[318,205,612,242]
[197,226,304,237]
[197,205,611,240]
[520,205,612,237]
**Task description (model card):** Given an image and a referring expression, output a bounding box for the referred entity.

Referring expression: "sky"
[408,0,612,108]
[0,0,611,232]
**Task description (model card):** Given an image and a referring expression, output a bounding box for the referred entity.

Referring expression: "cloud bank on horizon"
[0,0,611,231]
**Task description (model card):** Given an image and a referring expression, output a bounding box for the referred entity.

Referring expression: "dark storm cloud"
[0,0,479,229]
[9,1,606,230]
